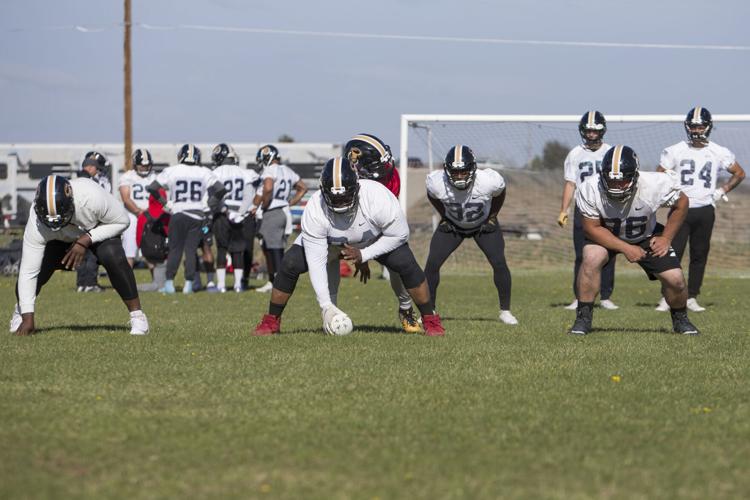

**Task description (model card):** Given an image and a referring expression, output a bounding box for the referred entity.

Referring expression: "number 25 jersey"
[563,143,611,187]
[426,168,506,230]
[659,140,735,208]
[576,171,682,243]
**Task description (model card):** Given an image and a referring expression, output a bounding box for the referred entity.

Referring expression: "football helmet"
[684,106,712,144]
[82,151,109,171]
[320,157,359,214]
[444,145,477,190]
[132,148,153,177]
[599,145,640,201]
[344,133,393,181]
[177,144,201,165]
[211,143,239,167]
[578,111,607,149]
[256,145,280,168]
[34,175,75,231]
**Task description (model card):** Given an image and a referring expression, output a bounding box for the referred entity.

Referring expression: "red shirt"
[383,166,400,199]
[135,189,170,247]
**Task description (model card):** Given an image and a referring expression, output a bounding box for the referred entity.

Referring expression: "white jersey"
[298,180,409,308]
[261,163,301,210]
[18,178,130,314]
[212,165,260,214]
[576,171,682,243]
[563,143,611,187]
[659,140,736,208]
[426,168,506,230]
[118,170,156,211]
[156,164,220,217]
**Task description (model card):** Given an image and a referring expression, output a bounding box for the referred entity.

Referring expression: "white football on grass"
[328,313,353,336]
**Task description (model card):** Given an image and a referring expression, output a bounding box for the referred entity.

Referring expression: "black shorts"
[584,226,680,281]
[213,213,247,253]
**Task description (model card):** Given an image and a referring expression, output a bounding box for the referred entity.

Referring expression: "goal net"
[398,114,750,274]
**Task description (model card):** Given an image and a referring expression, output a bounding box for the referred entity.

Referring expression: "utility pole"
[123,0,132,170]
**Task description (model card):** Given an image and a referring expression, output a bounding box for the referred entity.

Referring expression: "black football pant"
[166,213,203,281]
[671,205,715,298]
[15,238,139,303]
[241,217,257,284]
[424,222,512,310]
[573,206,615,300]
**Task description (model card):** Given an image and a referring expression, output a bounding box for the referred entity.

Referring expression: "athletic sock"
[233,269,243,288]
[216,268,226,289]
[416,302,434,317]
[269,302,285,317]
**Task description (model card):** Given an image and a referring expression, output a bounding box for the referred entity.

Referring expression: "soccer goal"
[398,114,750,273]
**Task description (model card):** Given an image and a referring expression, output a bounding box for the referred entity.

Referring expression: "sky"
[1,0,749,150]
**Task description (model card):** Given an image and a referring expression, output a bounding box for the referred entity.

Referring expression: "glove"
[712,188,729,203]
[557,211,569,228]
[437,219,457,234]
[228,212,246,224]
[321,304,346,335]
[479,218,499,234]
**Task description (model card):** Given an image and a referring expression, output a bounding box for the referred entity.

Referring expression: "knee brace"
[273,245,308,294]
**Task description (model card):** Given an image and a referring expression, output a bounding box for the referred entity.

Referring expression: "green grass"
[1,269,749,499]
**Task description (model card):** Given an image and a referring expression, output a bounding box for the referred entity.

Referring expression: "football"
[327,313,353,336]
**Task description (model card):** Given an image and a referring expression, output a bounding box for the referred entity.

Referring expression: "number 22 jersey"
[426,168,506,230]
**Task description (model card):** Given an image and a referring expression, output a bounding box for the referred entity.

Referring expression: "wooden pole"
[123,0,133,170]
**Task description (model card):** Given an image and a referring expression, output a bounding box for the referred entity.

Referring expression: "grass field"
[1,268,749,499]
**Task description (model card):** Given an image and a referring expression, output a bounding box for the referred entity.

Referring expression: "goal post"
[398,114,750,273]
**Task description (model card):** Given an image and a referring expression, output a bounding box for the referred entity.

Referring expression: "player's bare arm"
[721,162,746,194]
[288,179,308,206]
[650,193,688,257]
[61,233,93,270]
[427,195,446,218]
[261,178,274,209]
[119,185,143,216]
[558,181,575,227]
[582,217,645,263]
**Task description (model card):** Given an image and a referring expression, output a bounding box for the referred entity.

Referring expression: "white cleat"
[599,299,619,310]
[499,310,519,325]
[686,298,706,312]
[655,297,670,312]
[255,281,273,293]
[9,304,22,333]
[564,300,578,310]
[129,310,149,336]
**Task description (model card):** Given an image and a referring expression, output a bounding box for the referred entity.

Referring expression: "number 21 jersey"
[426,168,506,230]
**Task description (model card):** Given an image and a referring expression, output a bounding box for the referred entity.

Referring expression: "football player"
[118,148,156,267]
[146,144,226,294]
[210,143,260,292]
[76,151,112,292]
[654,107,745,312]
[344,133,421,333]
[253,157,446,337]
[558,111,618,310]
[572,145,698,335]
[254,144,308,293]
[424,145,517,325]
[9,175,149,336]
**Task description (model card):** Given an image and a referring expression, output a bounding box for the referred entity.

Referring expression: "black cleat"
[672,313,700,336]
[569,310,592,335]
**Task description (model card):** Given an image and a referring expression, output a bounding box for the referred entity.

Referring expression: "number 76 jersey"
[576,171,682,243]
[426,169,506,230]
[660,140,735,208]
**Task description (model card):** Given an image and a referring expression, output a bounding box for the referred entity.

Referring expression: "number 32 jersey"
[576,171,682,243]
[426,169,506,230]
[659,141,735,208]
[563,143,611,187]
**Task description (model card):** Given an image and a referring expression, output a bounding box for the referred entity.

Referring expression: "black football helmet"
[684,106,712,144]
[177,144,201,165]
[82,151,109,171]
[34,175,75,231]
[578,111,607,149]
[256,145,280,168]
[599,145,640,201]
[344,133,394,181]
[320,157,359,214]
[132,148,153,177]
[211,143,239,167]
[444,145,477,190]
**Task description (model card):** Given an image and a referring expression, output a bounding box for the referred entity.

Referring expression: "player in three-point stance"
[558,111,618,311]
[654,106,745,312]
[9,175,149,336]
[253,157,446,337]
[424,145,518,325]
[570,145,699,336]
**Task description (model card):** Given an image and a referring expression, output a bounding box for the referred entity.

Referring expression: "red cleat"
[253,314,281,336]
[421,313,445,337]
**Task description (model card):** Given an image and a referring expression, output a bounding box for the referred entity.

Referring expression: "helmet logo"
[64,182,73,197]
[348,147,362,165]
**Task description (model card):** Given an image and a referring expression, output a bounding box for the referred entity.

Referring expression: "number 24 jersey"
[426,168,506,230]
[659,140,735,208]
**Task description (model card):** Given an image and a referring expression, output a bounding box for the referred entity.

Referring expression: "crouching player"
[253,157,446,336]
[9,175,149,336]
[571,145,698,336]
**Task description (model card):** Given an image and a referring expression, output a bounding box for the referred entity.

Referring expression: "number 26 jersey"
[426,168,506,230]
[659,140,735,208]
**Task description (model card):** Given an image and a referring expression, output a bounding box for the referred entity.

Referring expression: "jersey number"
[274,179,290,201]
[579,160,602,183]
[602,216,648,240]
[445,202,484,223]
[223,179,244,200]
[679,160,712,188]
[328,230,376,246]
[175,180,203,202]
[132,184,146,200]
